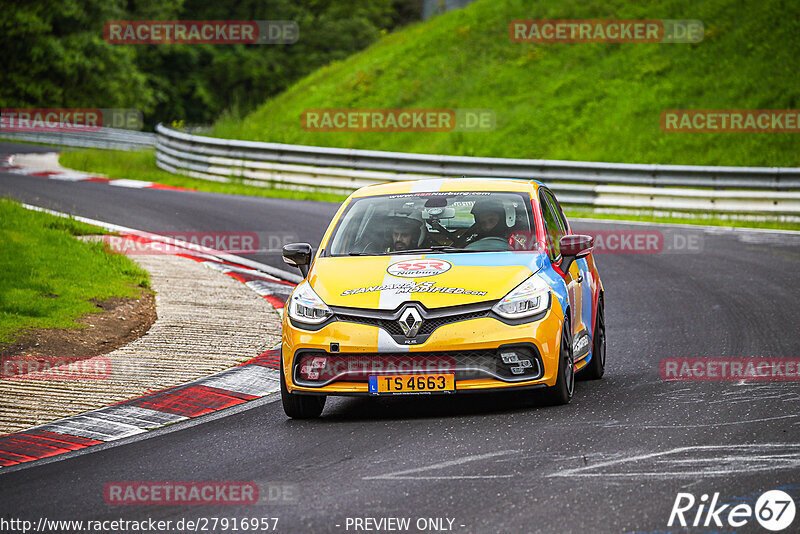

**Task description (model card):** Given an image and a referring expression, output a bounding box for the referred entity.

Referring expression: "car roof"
[351,177,547,198]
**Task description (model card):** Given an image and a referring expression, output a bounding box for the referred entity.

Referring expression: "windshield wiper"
[391,246,487,254]
[347,246,502,256]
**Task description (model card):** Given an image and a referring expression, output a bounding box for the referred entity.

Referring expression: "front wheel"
[541,318,574,405]
[280,361,326,419]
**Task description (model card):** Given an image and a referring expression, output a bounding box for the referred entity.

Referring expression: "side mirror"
[559,234,593,273]
[282,243,313,277]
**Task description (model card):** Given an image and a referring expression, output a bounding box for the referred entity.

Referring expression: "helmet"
[470,199,506,220]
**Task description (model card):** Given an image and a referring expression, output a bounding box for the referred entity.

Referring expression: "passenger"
[453,199,510,247]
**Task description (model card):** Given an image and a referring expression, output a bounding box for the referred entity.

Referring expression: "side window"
[539,191,565,261]
[548,192,570,234]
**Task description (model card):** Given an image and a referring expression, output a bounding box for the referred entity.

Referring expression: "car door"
[539,189,589,356]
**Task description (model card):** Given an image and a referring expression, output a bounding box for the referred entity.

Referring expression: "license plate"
[369,374,455,394]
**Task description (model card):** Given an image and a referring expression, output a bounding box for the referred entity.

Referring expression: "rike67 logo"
[387,259,452,278]
[669,490,796,531]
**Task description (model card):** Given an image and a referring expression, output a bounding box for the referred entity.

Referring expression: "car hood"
[308,252,549,310]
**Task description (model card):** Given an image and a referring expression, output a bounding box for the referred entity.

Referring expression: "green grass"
[58,149,349,203]
[210,0,800,167]
[0,198,150,345]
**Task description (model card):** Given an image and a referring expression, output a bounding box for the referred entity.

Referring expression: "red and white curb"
[175,251,296,311]
[0,207,299,469]
[1,154,194,192]
[0,348,282,465]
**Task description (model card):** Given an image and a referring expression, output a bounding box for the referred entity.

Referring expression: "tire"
[581,297,606,380]
[280,361,326,419]
[542,318,575,405]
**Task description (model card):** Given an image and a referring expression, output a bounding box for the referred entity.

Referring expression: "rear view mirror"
[559,234,594,272]
[422,207,456,220]
[282,243,313,277]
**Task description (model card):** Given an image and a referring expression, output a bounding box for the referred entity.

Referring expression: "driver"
[386,215,424,252]
[453,199,510,247]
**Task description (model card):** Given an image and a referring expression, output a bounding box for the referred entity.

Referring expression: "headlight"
[492,274,551,319]
[288,281,332,325]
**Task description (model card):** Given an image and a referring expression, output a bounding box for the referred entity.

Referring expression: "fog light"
[510,366,525,375]
[501,352,519,364]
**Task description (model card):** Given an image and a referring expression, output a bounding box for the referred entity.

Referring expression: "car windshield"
[327,191,541,256]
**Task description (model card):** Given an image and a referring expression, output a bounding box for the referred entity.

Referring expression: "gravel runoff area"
[0,253,282,435]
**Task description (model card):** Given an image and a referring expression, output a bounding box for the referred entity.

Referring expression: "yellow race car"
[279,178,605,418]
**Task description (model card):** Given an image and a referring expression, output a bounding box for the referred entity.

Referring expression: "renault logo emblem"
[398,307,423,338]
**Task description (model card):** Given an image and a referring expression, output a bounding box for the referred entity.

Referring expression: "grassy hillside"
[211,0,800,166]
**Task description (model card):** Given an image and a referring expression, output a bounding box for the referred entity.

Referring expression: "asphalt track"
[1,142,799,533]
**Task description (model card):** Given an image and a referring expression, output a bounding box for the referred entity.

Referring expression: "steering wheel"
[464,236,509,251]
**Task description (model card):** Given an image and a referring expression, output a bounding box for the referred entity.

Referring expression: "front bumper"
[282,301,564,396]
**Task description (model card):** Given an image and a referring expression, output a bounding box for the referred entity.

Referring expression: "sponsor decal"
[387,259,452,278]
[388,192,491,199]
[341,281,486,297]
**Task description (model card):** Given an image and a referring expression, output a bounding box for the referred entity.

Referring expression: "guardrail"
[151,123,797,215]
[0,126,155,150]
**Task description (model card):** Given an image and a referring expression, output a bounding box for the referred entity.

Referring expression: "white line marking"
[197,365,280,397]
[548,444,800,479]
[88,405,188,429]
[601,414,797,429]
[108,179,154,188]
[47,172,94,181]
[364,450,519,480]
[35,415,146,441]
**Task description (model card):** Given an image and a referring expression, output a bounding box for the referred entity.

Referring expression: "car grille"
[334,303,493,337]
[293,346,542,387]
[335,310,490,337]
